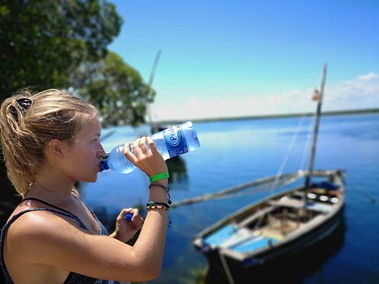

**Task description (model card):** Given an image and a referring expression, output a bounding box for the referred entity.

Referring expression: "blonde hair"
[0,89,97,196]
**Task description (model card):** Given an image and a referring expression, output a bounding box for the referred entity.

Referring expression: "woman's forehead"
[76,117,102,138]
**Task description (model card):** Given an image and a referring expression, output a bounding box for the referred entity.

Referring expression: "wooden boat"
[191,64,346,283]
[191,169,345,281]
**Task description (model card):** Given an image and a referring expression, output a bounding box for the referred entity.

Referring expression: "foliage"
[0,0,122,97]
[72,51,156,127]
[0,0,156,234]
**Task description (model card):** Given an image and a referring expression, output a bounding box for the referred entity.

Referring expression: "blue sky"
[108,0,379,121]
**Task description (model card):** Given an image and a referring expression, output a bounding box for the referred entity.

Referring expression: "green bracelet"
[149,172,169,183]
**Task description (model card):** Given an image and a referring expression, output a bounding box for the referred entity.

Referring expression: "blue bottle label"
[163,125,188,158]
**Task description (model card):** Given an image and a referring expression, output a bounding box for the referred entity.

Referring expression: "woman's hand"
[110,208,144,243]
[123,136,168,177]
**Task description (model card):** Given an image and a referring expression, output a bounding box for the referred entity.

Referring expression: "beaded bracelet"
[146,205,170,211]
[149,183,172,205]
[146,201,170,209]
[149,172,169,183]
[146,201,172,227]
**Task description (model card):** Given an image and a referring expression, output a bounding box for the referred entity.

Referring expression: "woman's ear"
[46,139,64,158]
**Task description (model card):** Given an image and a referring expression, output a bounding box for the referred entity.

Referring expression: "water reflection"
[166,156,188,183]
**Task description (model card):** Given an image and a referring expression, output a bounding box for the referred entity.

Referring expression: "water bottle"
[99,121,200,174]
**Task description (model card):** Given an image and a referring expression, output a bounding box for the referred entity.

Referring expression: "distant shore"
[156,108,379,125]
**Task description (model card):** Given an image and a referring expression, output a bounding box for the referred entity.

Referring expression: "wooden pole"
[304,64,328,195]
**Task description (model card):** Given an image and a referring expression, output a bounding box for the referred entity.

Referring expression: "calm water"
[82,113,379,284]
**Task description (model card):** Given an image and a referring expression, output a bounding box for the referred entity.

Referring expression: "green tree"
[0,0,122,96]
[72,51,156,127]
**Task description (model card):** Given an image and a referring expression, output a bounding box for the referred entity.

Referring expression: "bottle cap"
[124,213,133,222]
[99,160,109,171]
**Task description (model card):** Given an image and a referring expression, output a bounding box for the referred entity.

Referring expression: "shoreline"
[156,108,379,125]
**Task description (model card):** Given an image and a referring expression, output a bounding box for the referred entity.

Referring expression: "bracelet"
[149,183,172,205]
[149,172,169,183]
[149,183,169,192]
[146,205,170,211]
[146,201,170,209]
[146,201,172,227]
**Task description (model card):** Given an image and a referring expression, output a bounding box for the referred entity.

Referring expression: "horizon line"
[152,108,379,125]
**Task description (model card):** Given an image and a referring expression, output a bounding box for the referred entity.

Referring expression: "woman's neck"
[25,177,75,206]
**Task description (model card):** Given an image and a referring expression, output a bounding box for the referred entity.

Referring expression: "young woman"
[0,89,170,283]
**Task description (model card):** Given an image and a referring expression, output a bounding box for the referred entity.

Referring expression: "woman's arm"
[7,208,167,282]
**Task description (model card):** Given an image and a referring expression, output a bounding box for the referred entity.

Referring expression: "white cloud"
[325,72,379,111]
[357,72,378,81]
[151,72,379,121]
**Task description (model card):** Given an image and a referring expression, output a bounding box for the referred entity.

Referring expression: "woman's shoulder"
[5,203,91,245]
[4,209,71,263]
[6,208,72,240]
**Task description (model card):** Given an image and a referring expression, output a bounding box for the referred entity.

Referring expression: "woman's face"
[63,117,106,183]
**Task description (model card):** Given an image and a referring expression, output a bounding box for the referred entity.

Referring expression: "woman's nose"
[97,145,107,158]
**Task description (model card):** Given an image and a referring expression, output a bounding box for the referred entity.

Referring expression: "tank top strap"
[21,197,89,229]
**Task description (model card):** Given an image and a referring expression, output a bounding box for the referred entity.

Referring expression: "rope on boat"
[218,250,235,284]
[270,114,308,192]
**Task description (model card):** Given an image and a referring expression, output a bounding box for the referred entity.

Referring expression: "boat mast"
[304,64,328,194]
[147,50,162,133]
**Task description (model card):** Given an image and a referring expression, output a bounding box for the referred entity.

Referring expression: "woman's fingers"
[122,136,167,177]
[122,208,144,230]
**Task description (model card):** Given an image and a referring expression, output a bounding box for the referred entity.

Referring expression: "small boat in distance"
[191,64,346,283]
